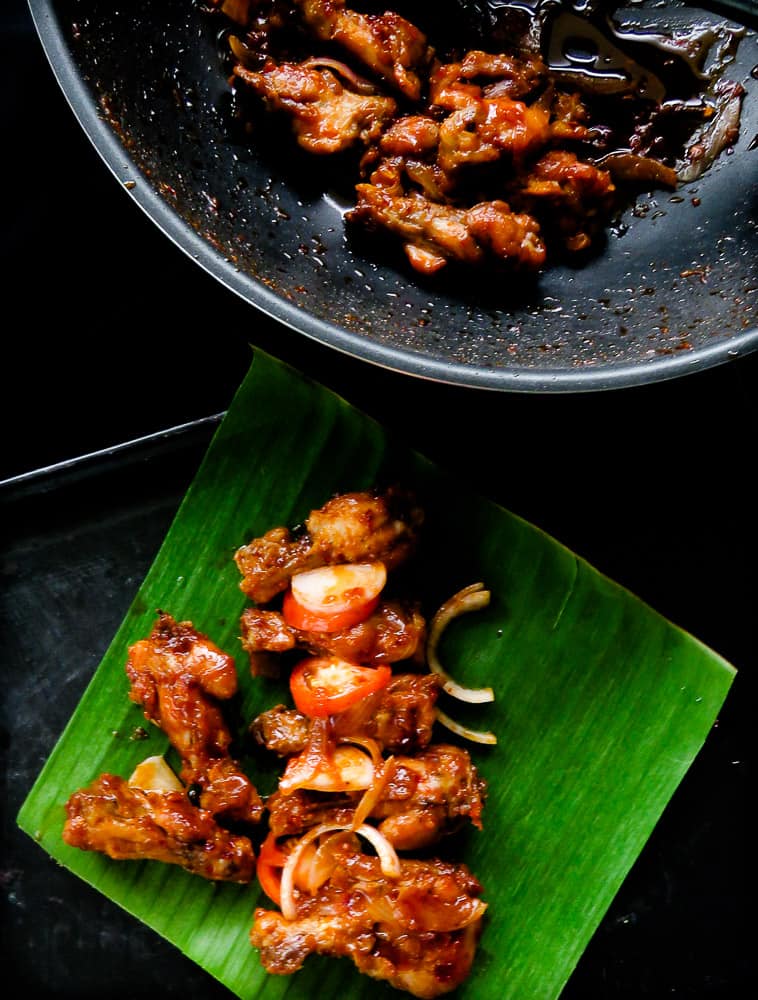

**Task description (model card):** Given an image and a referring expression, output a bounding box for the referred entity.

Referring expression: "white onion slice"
[352,756,396,829]
[427,582,495,703]
[280,822,402,921]
[436,708,498,746]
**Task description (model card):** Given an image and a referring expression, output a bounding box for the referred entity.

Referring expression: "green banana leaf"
[17,349,735,1000]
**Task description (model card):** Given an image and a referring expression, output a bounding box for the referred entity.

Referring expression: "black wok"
[28,0,758,391]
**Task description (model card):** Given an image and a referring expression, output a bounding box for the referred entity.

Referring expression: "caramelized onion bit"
[300,57,380,95]
[228,34,255,66]
[427,583,495,704]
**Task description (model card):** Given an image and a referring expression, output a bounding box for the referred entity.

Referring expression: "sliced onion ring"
[300,56,380,95]
[280,821,402,921]
[436,708,498,746]
[352,756,397,829]
[427,582,495,703]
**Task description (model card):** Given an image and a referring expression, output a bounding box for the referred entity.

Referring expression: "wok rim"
[28,0,758,394]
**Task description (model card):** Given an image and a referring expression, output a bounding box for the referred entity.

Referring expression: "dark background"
[2,0,755,996]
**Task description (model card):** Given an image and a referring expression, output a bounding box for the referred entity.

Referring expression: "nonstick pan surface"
[28,0,758,391]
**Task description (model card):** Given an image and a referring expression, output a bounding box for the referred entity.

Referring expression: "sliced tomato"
[289,655,392,718]
[256,831,287,906]
[283,562,386,634]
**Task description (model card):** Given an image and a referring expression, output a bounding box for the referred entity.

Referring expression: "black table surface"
[2,1,755,997]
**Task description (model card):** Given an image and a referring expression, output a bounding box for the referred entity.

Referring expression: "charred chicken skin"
[251,835,486,998]
[125,612,263,824]
[234,487,423,604]
[63,773,255,882]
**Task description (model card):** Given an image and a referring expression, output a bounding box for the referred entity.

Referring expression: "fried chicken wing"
[125,612,263,824]
[251,672,442,756]
[371,744,486,850]
[251,839,485,997]
[63,773,255,882]
[240,599,426,667]
[235,487,423,604]
[267,743,486,850]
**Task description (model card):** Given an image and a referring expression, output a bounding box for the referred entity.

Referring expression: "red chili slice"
[289,655,392,718]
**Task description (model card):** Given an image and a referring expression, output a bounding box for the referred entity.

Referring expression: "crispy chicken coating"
[125,612,263,824]
[63,773,255,882]
[294,0,431,99]
[251,672,442,755]
[240,599,426,667]
[267,743,487,850]
[234,59,397,154]
[251,839,486,997]
[234,487,424,604]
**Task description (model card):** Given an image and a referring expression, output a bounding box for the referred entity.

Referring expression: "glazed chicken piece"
[429,49,546,110]
[349,169,546,275]
[436,98,550,175]
[425,53,551,176]
[63,773,255,882]
[234,59,396,154]
[294,0,431,100]
[511,149,616,253]
[240,598,426,668]
[370,743,486,849]
[267,743,487,850]
[251,837,486,997]
[126,613,263,824]
[234,487,423,604]
[251,673,442,755]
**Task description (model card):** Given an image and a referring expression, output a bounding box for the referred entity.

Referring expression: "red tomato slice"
[289,656,392,718]
[256,832,287,906]
[283,562,386,634]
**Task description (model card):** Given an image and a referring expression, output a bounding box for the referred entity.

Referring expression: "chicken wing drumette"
[267,742,486,851]
[63,773,255,882]
[234,487,424,604]
[252,829,485,997]
[251,672,442,756]
[126,612,263,824]
[240,598,426,670]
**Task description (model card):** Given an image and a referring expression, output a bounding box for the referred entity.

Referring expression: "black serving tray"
[1,408,753,998]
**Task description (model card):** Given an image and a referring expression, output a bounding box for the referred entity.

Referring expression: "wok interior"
[46,0,758,386]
